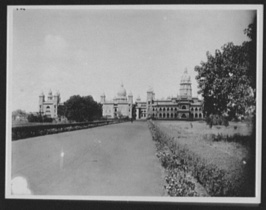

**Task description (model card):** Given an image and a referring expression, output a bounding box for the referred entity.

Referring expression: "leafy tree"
[64,95,102,122]
[27,112,53,122]
[195,23,256,119]
[57,104,66,118]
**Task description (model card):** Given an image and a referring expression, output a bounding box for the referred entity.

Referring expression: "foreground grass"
[148,120,255,197]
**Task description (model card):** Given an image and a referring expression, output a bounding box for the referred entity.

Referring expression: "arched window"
[199,108,201,111]
[195,113,198,118]
[181,113,186,118]
[199,113,202,118]
[191,107,194,111]
[159,113,162,118]
[182,105,186,109]
[195,108,198,111]
[163,113,165,118]
[167,113,169,118]
[175,113,177,118]
[159,107,162,111]
[171,113,173,118]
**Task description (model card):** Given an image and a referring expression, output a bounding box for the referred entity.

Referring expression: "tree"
[64,95,102,122]
[194,23,256,119]
[27,112,53,122]
[57,104,66,119]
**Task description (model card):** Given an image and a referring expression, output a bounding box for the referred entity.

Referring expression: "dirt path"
[11,121,165,196]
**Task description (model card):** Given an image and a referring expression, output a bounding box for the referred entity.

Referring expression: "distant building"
[135,69,204,120]
[101,69,203,120]
[101,83,133,119]
[39,90,61,118]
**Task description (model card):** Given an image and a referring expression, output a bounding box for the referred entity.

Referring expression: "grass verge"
[148,120,255,197]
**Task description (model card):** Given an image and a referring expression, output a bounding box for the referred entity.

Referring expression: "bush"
[148,120,199,196]
[206,114,229,127]
[148,120,252,197]
[208,133,252,146]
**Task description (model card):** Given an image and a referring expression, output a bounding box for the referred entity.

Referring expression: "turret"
[53,91,60,105]
[101,92,106,104]
[146,87,154,102]
[180,68,192,99]
[47,89,53,101]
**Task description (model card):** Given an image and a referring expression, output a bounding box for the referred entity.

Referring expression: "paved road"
[11,121,165,196]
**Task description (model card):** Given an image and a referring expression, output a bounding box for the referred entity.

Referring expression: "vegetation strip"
[148,120,254,197]
[12,120,128,140]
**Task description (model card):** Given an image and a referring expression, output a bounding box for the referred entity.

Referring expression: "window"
[195,108,198,111]
[195,113,198,118]
[199,113,202,118]
[182,105,186,109]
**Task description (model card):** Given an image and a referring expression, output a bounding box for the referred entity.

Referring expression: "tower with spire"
[180,68,192,99]
[134,68,203,120]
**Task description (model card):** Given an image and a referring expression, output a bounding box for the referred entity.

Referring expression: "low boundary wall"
[12,120,128,140]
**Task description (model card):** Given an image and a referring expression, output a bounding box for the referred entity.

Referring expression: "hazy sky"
[10,6,255,112]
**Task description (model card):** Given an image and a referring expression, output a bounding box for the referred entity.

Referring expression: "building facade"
[101,83,133,119]
[135,69,204,120]
[39,90,61,118]
[101,70,203,120]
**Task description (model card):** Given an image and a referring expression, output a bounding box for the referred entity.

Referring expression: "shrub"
[206,114,229,127]
[148,120,198,196]
[148,120,252,197]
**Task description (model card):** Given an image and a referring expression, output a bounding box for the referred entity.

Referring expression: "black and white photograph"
[6,5,263,204]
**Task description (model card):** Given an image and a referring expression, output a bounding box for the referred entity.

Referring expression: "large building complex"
[101,69,204,120]
[39,90,61,118]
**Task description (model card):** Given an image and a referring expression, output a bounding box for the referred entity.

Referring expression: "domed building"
[101,83,133,119]
[135,69,204,120]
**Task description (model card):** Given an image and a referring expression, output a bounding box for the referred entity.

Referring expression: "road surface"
[11,121,165,196]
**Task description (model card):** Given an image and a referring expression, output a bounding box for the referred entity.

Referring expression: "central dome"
[117,84,127,97]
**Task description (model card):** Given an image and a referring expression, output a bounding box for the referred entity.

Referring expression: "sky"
[9,6,255,112]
